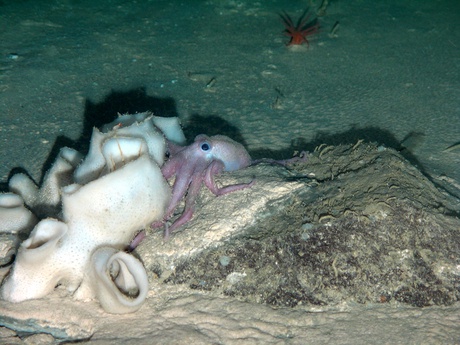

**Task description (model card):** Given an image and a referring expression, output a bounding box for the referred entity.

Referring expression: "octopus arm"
[165,172,204,238]
[165,171,193,219]
[204,160,255,196]
[161,158,178,180]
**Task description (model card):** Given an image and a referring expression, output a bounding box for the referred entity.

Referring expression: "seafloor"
[0,0,460,344]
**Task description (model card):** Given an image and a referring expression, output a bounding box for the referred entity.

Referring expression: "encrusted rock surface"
[139,143,460,308]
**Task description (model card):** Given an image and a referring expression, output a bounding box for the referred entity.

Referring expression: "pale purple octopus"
[129,133,307,248]
[152,134,255,239]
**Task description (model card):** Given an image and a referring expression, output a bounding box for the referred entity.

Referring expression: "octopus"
[151,134,255,239]
[133,134,308,243]
[280,9,319,46]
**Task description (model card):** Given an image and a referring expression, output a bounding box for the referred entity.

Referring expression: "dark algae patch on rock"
[163,143,460,308]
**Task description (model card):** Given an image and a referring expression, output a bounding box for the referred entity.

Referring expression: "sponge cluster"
[0,113,184,313]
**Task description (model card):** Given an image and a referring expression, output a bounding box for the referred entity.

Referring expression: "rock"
[0,292,459,344]
[0,326,22,345]
[138,143,460,308]
[23,333,57,345]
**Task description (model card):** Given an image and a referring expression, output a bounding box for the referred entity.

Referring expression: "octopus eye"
[200,142,211,151]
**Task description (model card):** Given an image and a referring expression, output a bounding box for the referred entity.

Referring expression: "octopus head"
[194,134,252,171]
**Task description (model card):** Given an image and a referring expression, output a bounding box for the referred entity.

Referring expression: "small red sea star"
[280,9,319,46]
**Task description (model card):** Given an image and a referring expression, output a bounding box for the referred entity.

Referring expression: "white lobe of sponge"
[151,115,186,146]
[8,147,83,218]
[87,246,149,314]
[101,137,148,172]
[73,128,107,185]
[62,155,170,246]
[0,193,38,234]
[101,112,186,146]
[74,117,167,185]
[114,118,166,166]
[0,219,71,302]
